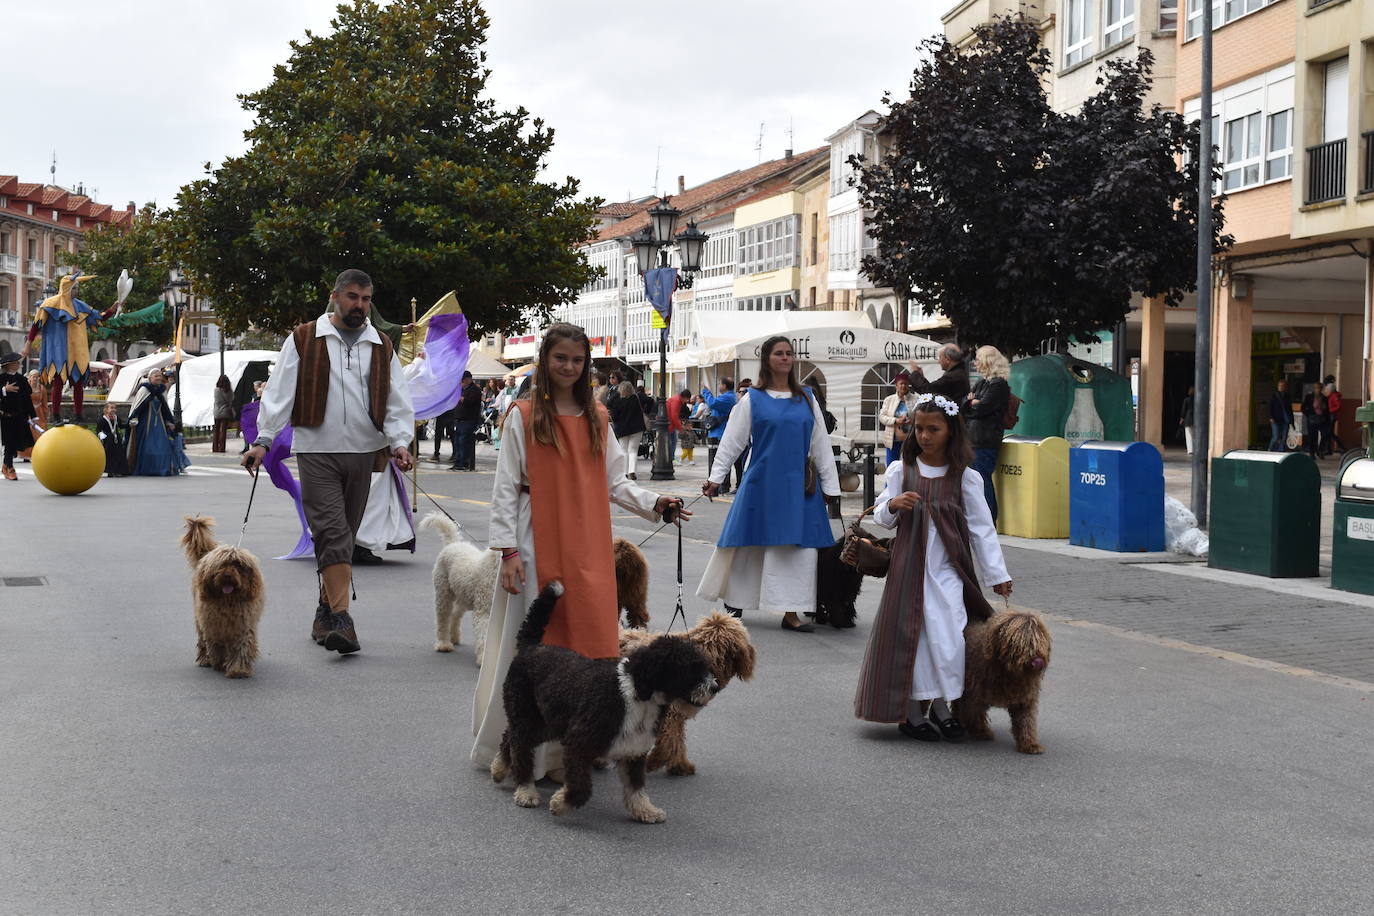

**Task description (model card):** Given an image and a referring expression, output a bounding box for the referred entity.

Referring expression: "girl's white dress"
[873,458,1008,701]
[696,390,840,614]
[470,415,661,777]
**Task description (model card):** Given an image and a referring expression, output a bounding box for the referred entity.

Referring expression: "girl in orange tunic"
[471,324,689,778]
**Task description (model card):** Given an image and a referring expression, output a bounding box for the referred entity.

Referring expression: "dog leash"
[667,515,687,634]
[236,467,260,548]
[634,494,706,549]
[410,476,487,549]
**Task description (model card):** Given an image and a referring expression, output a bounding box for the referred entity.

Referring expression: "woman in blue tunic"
[698,336,840,632]
[126,369,190,476]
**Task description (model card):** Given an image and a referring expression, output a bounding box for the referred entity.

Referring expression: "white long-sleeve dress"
[873,458,1008,701]
[696,390,841,614]
[470,414,661,777]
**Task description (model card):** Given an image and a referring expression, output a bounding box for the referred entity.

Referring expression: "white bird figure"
[114,269,133,312]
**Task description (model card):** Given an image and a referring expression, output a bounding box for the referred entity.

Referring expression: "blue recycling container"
[1069,441,1165,552]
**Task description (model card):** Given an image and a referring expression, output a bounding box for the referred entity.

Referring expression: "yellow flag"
[399,291,463,365]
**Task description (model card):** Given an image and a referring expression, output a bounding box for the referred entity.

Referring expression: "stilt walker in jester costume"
[21,272,119,423]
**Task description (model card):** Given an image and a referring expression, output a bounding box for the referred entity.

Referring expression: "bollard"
[862,443,876,509]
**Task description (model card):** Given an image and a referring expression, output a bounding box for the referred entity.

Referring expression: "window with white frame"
[1185,0,1281,41]
[736,291,798,311]
[1103,0,1134,46]
[829,210,860,272]
[581,242,623,293]
[1265,108,1292,181]
[694,290,734,311]
[700,225,735,278]
[1159,0,1179,30]
[830,131,864,196]
[737,215,800,275]
[1064,0,1093,67]
[1184,63,1294,194]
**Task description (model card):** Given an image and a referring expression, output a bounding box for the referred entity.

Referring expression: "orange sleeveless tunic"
[519,402,620,659]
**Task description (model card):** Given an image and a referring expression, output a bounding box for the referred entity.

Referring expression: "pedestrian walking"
[1302,388,1329,460]
[471,322,687,779]
[212,375,235,453]
[1,349,36,480]
[1268,380,1293,452]
[913,344,971,402]
[962,345,1011,523]
[608,379,646,479]
[879,372,918,466]
[1324,379,1344,455]
[667,387,689,464]
[242,268,415,655]
[854,394,1011,740]
[701,377,738,493]
[1179,386,1196,455]
[697,336,840,633]
[127,369,190,476]
[450,370,481,471]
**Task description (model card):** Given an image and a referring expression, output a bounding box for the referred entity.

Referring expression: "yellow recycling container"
[993,435,1070,538]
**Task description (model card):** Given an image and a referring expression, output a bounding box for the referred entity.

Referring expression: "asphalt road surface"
[2,451,1371,915]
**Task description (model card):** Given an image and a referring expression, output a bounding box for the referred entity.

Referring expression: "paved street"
[2,442,1373,915]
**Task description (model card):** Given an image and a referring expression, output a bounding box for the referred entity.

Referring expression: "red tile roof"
[0,174,135,231]
[591,147,828,244]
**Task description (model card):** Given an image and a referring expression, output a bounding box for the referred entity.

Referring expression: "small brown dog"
[180,516,266,679]
[954,609,1052,754]
[613,537,649,628]
[619,612,756,775]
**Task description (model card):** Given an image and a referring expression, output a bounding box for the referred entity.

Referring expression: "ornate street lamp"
[627,198,707,481]
[163,273,190,431]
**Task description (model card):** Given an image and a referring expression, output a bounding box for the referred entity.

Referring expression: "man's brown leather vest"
[290,322,393,431]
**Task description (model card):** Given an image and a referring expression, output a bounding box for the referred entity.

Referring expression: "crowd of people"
[1267,375,1347,458]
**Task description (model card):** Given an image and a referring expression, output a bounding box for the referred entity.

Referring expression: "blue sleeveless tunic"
[716,389,835,549]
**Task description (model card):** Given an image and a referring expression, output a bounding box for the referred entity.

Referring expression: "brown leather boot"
[321,611,361,654]
[311,601,331,645]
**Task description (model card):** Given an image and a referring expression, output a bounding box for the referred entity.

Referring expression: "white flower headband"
[915,393,960,417]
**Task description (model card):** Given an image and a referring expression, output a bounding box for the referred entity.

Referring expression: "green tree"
[857,16,1232,356]
[170,0,601,337]
[59,206,175,360]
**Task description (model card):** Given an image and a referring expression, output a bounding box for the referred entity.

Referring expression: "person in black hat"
[1,349,37,481]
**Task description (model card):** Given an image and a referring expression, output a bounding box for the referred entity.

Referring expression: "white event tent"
[669,312,947,442]
[159,350,281,427]
[107,351,179,403]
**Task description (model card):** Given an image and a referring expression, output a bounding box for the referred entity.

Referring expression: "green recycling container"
[1008,353,1134,447]
[1209,450,1321,578]
[1332,456,1374,595]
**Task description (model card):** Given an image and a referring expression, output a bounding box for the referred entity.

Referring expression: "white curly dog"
[419,512,498,665]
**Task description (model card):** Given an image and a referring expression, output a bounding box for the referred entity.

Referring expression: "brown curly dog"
[619,611,756,775]
[954,608,1052,754]
[180,516,266,679]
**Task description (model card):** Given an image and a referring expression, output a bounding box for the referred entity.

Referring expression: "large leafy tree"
[857,16,1231,356]
[170,0,601,336]
[59,206,176,359]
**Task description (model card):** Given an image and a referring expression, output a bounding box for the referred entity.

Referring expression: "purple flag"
[239,401,314,560]
[406,312,472,420]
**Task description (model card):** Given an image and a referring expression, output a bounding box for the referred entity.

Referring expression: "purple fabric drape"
[406,312,472,420]
[239,401,314,560]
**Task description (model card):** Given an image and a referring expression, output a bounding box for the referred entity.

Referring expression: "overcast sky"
[1,1,944,210]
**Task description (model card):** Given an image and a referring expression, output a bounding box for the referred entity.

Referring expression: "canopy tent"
[466,349,509,379]
[108,351,178,403]
[696,323,947,442]
[504,362,536,380]
[167,350,281,427]
[666,310,872,370]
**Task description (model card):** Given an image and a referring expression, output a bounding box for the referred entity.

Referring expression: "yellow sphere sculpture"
[31,424,106,495]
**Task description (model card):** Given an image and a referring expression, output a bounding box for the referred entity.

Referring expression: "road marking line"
[1026,608,1374,694]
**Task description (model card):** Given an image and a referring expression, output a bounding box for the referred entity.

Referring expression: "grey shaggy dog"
[180,516,266,679]
[492,582,719,823]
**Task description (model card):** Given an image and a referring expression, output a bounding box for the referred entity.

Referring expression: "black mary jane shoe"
[780,618,815,633]
[930,714,966,742]
[898,719,941,742]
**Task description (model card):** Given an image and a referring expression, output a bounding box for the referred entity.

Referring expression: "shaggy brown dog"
[954,609,1052,754]
[613,537,649,628]
[180,516,266,679]
[619,612,756,775]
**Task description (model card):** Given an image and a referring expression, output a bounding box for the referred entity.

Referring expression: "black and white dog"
[492,582,718,823]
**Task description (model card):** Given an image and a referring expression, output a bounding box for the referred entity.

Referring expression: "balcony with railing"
[1362,131,1374,195]
[1305,139,1346,204]
[0,253,18,274]
[25,259,47,279]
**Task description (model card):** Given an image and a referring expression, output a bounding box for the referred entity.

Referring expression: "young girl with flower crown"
[471,323,688,779]
[854,393,1012,742]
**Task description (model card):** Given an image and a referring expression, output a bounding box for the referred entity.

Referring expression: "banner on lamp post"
[644,267,678,332]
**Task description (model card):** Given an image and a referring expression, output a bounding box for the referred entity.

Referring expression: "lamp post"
[163,273,190,431]
[628,199,707,481]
